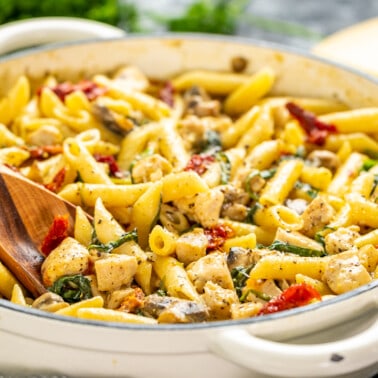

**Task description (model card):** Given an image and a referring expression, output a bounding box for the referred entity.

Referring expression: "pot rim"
[1,32,378,85]
[0,33,377,331]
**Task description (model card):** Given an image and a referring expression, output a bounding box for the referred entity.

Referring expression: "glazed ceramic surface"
[0,35,377,378]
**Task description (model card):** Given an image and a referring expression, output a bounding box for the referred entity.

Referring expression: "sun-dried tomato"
[38,80,107,102]
[286,102,337,145]
[159,81,175,107]
[27,145,63,160]
[258,283,321,315]
[184,154,216,175]
[93,153,126,178]
[44,167,66,193]
[204,224,235,251]
[118,287,145,313]
[40,214,70,256]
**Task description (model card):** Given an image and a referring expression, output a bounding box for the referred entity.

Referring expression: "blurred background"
[1,0,378,49]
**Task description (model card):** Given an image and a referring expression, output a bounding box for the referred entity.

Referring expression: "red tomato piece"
[44,167,66,193]
[93,153,126,178]
[40,215,70,256]
[38,80,107,102]
[204,224,235,251]
[285,102,337,145]
[159,81,175,107]
[27,145,63,160]
[184,154,216,175]
[258,283,322,315]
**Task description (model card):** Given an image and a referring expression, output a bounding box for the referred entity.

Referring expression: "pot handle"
[0,17,126,56]
[210,316,378,377]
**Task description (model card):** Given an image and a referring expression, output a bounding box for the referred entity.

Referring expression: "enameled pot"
[0,35,377,378]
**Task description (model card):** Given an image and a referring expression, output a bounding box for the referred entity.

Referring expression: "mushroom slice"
[32,292,68,312]
[92,103,135,136]
[142,294,208,323]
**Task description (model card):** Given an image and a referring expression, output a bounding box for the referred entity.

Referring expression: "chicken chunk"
[94,254,137,292]
[26,125,63,146]
[323,250,372,294]
[184,85,220,117]
[307,150,340,171]
[231,302,263,319]
[175,188,224,228]
[201,281,239,320]
[325,226,360,255]
[131,154,172,183]
[41,237,89,287]
[176,228,208,265]
[187,252,234,293]
[301,196,335,237]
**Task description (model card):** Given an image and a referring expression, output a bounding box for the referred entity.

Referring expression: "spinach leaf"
[49,274,92,304]
[88,229,138,253]
[267,240,327,257]
[231,264,254,298]
[216,152,231,184]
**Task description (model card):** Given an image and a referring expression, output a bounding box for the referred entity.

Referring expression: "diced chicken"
[176,228,208,265]
[187,252,234,293]
[285,198,308,215]
[94,254,137,292]
[220,185,250,222]
[41,237,89,287]
[231,302,263,319]
[184,86,220,117]
[26,125,63,146]
[131,154,172,183]
[112,65,149,92]
[357,244,378,272]
[106,287,137,309]
[307,150,340,171]
[142,294,208,323]
[244,279,282,302]
[201,281,239,320]
[301,196,335,237]
[325,226,360,255]
[174,188,224,228]
[177,115,206,151]
[106,287,145,313]
[323,250,372,294]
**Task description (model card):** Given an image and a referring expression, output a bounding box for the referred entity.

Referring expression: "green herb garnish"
[49,274,92,304]
[294,180,318,199]
[245,203,263,224]
[216,152,231,184]
[231,264,254,298]
[163,0,250,35]
[199,130,222,153]
[267,240,327,257]
[240,288,272,303]
[361,159,378,171]
[88,229,138,253]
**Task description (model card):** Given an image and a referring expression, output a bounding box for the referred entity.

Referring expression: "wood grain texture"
[0,166,78,298]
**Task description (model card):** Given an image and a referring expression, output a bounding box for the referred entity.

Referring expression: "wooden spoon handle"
[0,174,47,297]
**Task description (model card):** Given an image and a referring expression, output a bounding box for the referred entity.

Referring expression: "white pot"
[0,35,377,378]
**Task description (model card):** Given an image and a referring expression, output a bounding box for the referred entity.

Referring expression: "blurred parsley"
[0,0,120,25]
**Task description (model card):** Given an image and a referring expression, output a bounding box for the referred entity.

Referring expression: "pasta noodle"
[0,63,376,325]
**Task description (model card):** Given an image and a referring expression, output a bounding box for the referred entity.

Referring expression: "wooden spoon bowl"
[0,165,78,298]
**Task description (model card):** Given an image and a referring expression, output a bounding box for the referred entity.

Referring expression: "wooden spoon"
[0,165,78,298]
